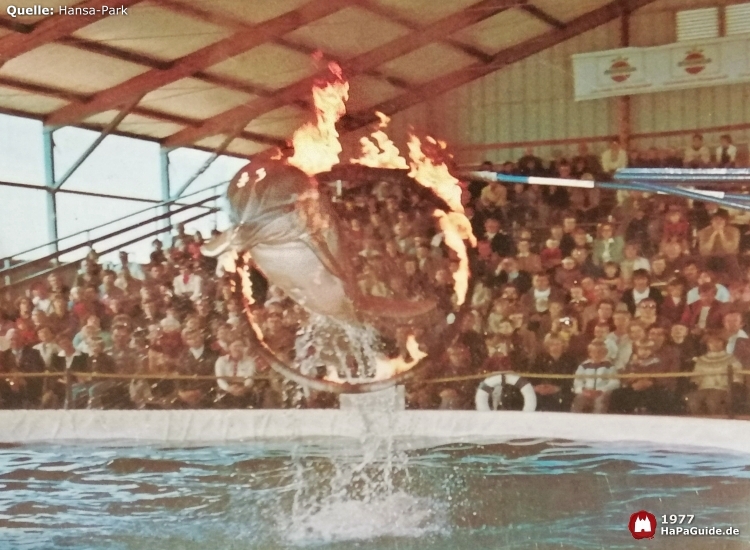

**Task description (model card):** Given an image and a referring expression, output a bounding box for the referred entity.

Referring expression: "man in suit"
[0,328,45,408]
[49,333,88,408]
[482,217,515,258]
[493,257,532,295]
[520,273,565,315]
[621,269,663,316]
[177,329,219,408]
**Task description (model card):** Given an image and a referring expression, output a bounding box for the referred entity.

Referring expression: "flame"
[351,112,408,169]
[374,335,427,380]
[406,134,476,305]
[288,62,349,176]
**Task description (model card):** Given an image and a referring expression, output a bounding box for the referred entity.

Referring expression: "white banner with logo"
[573,36,749,101]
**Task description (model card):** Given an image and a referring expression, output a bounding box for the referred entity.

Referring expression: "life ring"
[475,373,537,412]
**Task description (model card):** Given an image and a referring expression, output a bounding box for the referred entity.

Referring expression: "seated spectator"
[686,333,740,416]
[554,257,582,292]
[73,315,112,354]
[50,333,87,408]
[681,283,726,334]
[715,134,737,168]
[0,328,44,408]
[520,273,565,315]
[530,335,577,411]
[698,211,740,277]
[634,299,660,331]
[176,329,218,408]
[173,263,203,303]
[517,147,545,176]
[724,310,750,367]
[584,299,615,338]
[540,238,562,271]
[515,239,542,274]
[620,242,650,287]
[482,217,515,258]
[661,278,689,325]
[494,257,532,296]
[592,223,624,266]
[75,338,118,409]
[621,269,663,315]
[114,251,145,280]
[661,205,690,249]
[683,133,710,168]
[649,255,671,294]
[571,340,619,413]
[686,270,730,305]
[215,338,257,409]
[600,140,627,176]
[610,340,675,415]
[600,261,623,293]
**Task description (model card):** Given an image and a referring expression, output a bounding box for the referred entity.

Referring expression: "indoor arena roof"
[0,0,667,156]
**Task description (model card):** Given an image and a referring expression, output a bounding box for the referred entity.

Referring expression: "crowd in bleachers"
[1,132,749,416]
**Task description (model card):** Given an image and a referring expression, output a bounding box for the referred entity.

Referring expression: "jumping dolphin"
[201,158,435,324]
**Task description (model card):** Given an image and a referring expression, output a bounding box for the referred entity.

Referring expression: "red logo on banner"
[605,57,636,82]
[628,510,657,539]
[678,49,711,75]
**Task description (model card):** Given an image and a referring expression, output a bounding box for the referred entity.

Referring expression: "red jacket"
[680,300,726,330]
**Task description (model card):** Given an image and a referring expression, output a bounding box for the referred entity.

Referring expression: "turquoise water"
[0,439,749,550]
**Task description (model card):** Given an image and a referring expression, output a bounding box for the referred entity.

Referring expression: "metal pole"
[159,148,173,248]
[170,120,245,200]
[42,127,59,256]
[727,364,734,420]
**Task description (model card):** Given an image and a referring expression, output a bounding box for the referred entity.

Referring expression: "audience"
[1,135,749,417]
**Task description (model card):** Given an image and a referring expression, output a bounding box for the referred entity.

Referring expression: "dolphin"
[201,158,435,324]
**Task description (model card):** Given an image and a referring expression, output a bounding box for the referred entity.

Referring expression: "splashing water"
[280,402,449,546]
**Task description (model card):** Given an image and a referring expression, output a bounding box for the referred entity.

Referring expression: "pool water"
[0,438,749,550]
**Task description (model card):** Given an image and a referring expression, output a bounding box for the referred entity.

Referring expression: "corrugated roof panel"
[676,7,719,41]
[284,6,410,60]
[451,8,549,55]
[73,2,231,62]
[244,105,309,139]
[227,138,270,156]
[175,0,311,25]
[379,43,476,85]
[139,78,254,120]
[345,74,400,111]
[366,0,479,25]
[0,44,149,94]
[726,3,750,36]
[82,110,186,139]
[206,43,317,91]
[0,86,67,114]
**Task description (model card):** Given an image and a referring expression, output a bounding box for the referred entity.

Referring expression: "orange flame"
[407,134,476,305]
[351,112,408,169]
[374,334,427,380]
[288,62,349,176]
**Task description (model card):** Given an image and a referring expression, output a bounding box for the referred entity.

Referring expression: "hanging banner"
[573,36,749,100]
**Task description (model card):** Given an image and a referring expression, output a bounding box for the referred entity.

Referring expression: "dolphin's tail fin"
[354,295,437,320]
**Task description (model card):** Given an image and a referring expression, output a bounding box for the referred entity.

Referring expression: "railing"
[2,367,747,418]
[0,180,228,267]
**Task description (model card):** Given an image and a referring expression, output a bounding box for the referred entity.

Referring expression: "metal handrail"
[1,207,218,292]
[0,193,221,279]
[0,180,228,262]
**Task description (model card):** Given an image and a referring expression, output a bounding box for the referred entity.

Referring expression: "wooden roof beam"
[521,4,566,29]
[0,76,284,147]
[44,0,351,127]
[339,0,659,133]
[0,0,144,62]
[162,0,521,148]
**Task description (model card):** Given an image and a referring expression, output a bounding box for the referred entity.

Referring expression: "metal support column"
[42,127,59,255]
[617,3,631,148]
[159,148,173,248]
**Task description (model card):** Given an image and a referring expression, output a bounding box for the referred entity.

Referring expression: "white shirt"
[215,355,256,392]
[33,297,52,314]
[58,350,82,369]
[697,306,711,329]
[173,273,203,301]
[189,346,205,360]
[573,361,620,393]
[34,342,60,368]
[632,288,650,306]
[727,330,748,355]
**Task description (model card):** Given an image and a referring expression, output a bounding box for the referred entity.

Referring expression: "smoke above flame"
[288,62,349,176]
